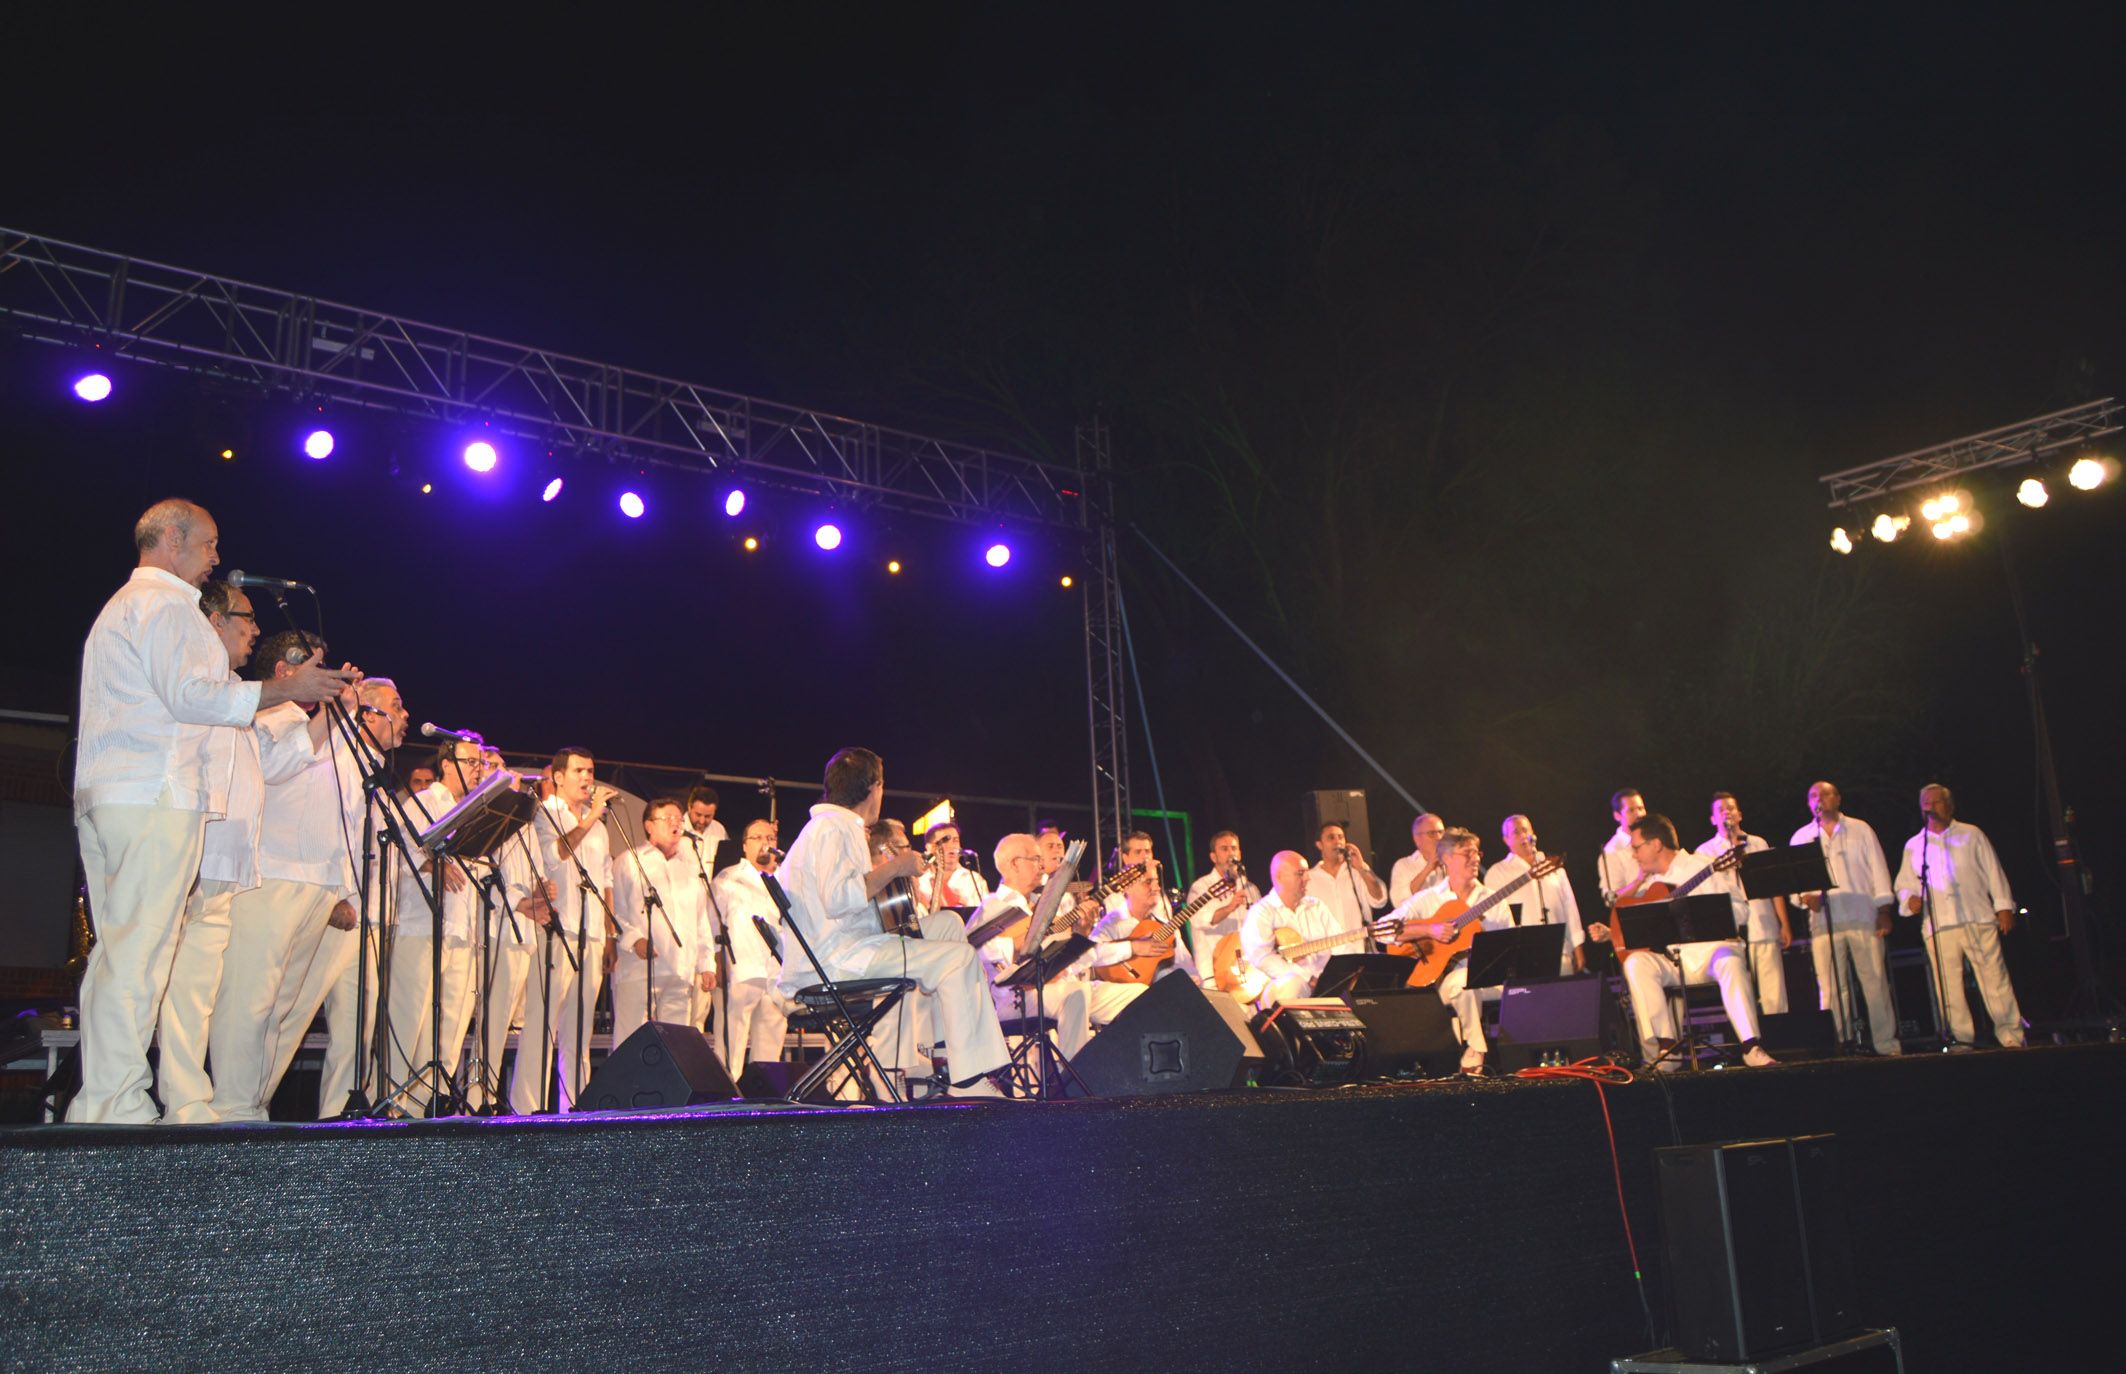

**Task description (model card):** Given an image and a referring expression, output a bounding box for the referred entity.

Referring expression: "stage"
[1,1044,2118,1371]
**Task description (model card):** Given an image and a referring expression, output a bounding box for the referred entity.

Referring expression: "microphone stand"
[688,834,739,1065]
[1917,826,1954,1050]
[1815,823,1860,1055]
[610,806,686,1035]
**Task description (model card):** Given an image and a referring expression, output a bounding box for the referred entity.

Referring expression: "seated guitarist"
[972,833,1101,1056]
[1185,829,1257,991]
[1087,861,1193,1025]
[1239,851,1348,1008]
[1384,827,1506,1075]
[1586,814,1776,1071]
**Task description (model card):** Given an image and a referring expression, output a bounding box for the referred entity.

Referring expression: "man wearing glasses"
[1589,814,1776,1070]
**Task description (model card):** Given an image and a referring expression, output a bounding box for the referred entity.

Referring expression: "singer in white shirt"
[1790,780,1901,1056]
[1895,784,2025,1048]
[69,502,354,1124]
[1596,788,1647,906]
[683,786,729,876]
[709,820,793,1072]
[611,798,718,1048]
[1304,821,1388,934]
[508,748,616,1113]
[1185,830,1259,985]
[913,822,991,909]
[1483,814,1586,976]
[1388,812,1448,906]
[1696,793,1794,1015]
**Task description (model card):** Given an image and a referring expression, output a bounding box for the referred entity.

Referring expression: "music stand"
[1743,843,1858,1053]
[1615,895,1738,953]
[995,841,1092,1099]
[417,770,537,857]
[1314,953,1416,999]
[1466,925,1567,989]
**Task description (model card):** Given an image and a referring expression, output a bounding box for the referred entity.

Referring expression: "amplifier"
[1252,1001,1365,1087]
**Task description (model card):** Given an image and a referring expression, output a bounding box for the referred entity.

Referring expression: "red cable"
[1515,1057,1645,1279]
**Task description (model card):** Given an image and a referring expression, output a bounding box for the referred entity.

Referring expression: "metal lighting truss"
[0,227,1086,530]
[0,226,1138,845]
[1819,398,2120,508]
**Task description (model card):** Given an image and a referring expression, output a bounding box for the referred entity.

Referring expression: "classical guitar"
[873,849,935,937]
[1094,873,1238,984]
[1376,853,1568,988]
[972,862,1147,973]
[1211,922,1370,999]
[1604,844,1745,955]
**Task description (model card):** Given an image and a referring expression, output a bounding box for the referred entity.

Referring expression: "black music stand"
[1741,845,1858,1052]
[1314,953,1417,999]
[1466,925,1568,989]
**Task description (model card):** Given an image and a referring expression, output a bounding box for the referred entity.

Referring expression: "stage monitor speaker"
[1345,988,1461,1077]
[578,1021,739,1111]
[1068,976,1263,1097]
[1657,1135,1857,1362]
[1759,1008,1839,1059]
[1492,974,1610,1071]
[1300,789,1373,863]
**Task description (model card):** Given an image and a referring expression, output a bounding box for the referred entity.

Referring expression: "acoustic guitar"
[969,862,1147,967]
[1376,853,1567,988]
[1094,872,1239,984]
[1603,844,1744,955]
[1210,922,1370,1001]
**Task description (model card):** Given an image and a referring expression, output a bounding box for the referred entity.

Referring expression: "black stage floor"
[3,1044,2120,1372]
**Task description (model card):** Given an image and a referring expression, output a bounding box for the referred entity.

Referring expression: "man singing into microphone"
[1306,820,1388,936]
[508,747,616,1112]
[710,819,793,1075]
[611,797,716,1048]
[70,500,354,1123]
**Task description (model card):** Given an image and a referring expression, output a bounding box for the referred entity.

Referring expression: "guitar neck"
[1281,926,1370,960]
[1154,881,1233,938]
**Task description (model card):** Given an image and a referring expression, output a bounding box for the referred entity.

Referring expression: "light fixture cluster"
[1831,453,2114,555]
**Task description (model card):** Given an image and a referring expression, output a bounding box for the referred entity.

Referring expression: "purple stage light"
[619,490,645,519]
[541,477,565,502]
[984,542,1012,568]
[72,373,113,403]
[303,429,335,460]
[814,522,843,551]
[463,440,498,473]
[723,489,746,517]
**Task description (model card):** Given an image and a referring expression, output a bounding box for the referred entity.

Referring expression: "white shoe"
[945,1075,1006,1100]
[1459,1050,1486,1077]
[1743,1045,1776,1068]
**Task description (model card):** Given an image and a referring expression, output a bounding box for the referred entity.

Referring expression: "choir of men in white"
[68,501,359,1123]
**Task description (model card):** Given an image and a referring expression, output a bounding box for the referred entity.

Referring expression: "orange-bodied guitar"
[1377,853,1567,988]
[1604,844,1744,955]
[1094,873,1237,984]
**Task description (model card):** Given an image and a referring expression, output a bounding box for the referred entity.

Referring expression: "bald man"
[972,832,1098,1057]
[1241,850,1360,1007]
[70,499,354,1123]
[1895,784,2024,1049]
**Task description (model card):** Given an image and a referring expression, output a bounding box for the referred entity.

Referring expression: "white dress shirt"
[774,803,879,993]
[253,709,364,899]
[682,818,728,875]
[1790,816,1893,931]
[1694,832,1781,943]
[392,782,487,945]
[74,566,264,817]
[1092,888,1197,978]
[1397,878,1508,953]
[197,691,312,889]
[1896,820,2014,935]
[614,842,715,976]
[1481,853,1585,968]
[1597,825,1639,906]
[916,865,990,909]
[1304,860,1387,935]
[1240,888,1349,987]
[711,861,786,983]
[1389,850,1445,906]
[535,794,614,940]
[1183,869,1259,976]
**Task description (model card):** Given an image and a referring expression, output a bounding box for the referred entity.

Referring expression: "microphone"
[642,888,663,908]
[768,846,787,863]
[225,569,315,592]
[357,704,387,718]
[420,723,480,742]
[752,913,784,963]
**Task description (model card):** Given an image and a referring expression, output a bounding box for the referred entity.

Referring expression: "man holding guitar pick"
[1587,814,1775,1070]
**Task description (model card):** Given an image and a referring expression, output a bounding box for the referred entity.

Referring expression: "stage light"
[1830,527,1853,555]
[984,542,1011,568]
[219,448,235,462]
[1870,513,1909,543]
[420,483,433,494]
[2068,456,2108,491]
[814,523,842,551]
[743,536,759,551]
[1930,512,1972,541]
[723,489,746,517]
[541,477,564,502]
[619,490,645,519]
[887,560,901,574]
[1060,574,1074,588]
[72,373,112,403]
[303,429,335,460]
[2017,478,2049,508]
[463,440,498,473]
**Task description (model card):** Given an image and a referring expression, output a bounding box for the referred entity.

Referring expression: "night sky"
[6,8,2122,1004]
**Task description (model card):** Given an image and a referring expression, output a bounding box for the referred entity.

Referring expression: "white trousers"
[383,933,476,1115]
[1437,964,1498,1054]
[1745,938,1789,1016]
[1623,942,1762,1059]
[70,804,206,1124]
[467,940,532,1111]
[1809,927,1901,1055]
[154,878,241,1123]
[508,931,606,1113]
[1924,922,2024,1047]
[865,911,978,1079]
[209,879,341,1122]
[722,976,793,1067]
[992,972,1094,1058]
[316,923,380,1118]
[852,920,1008,1085]
[610,965,697,1049]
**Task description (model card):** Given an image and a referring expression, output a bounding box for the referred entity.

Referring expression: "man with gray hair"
[1895,784,2025,1049]
[70,499,353,1123]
